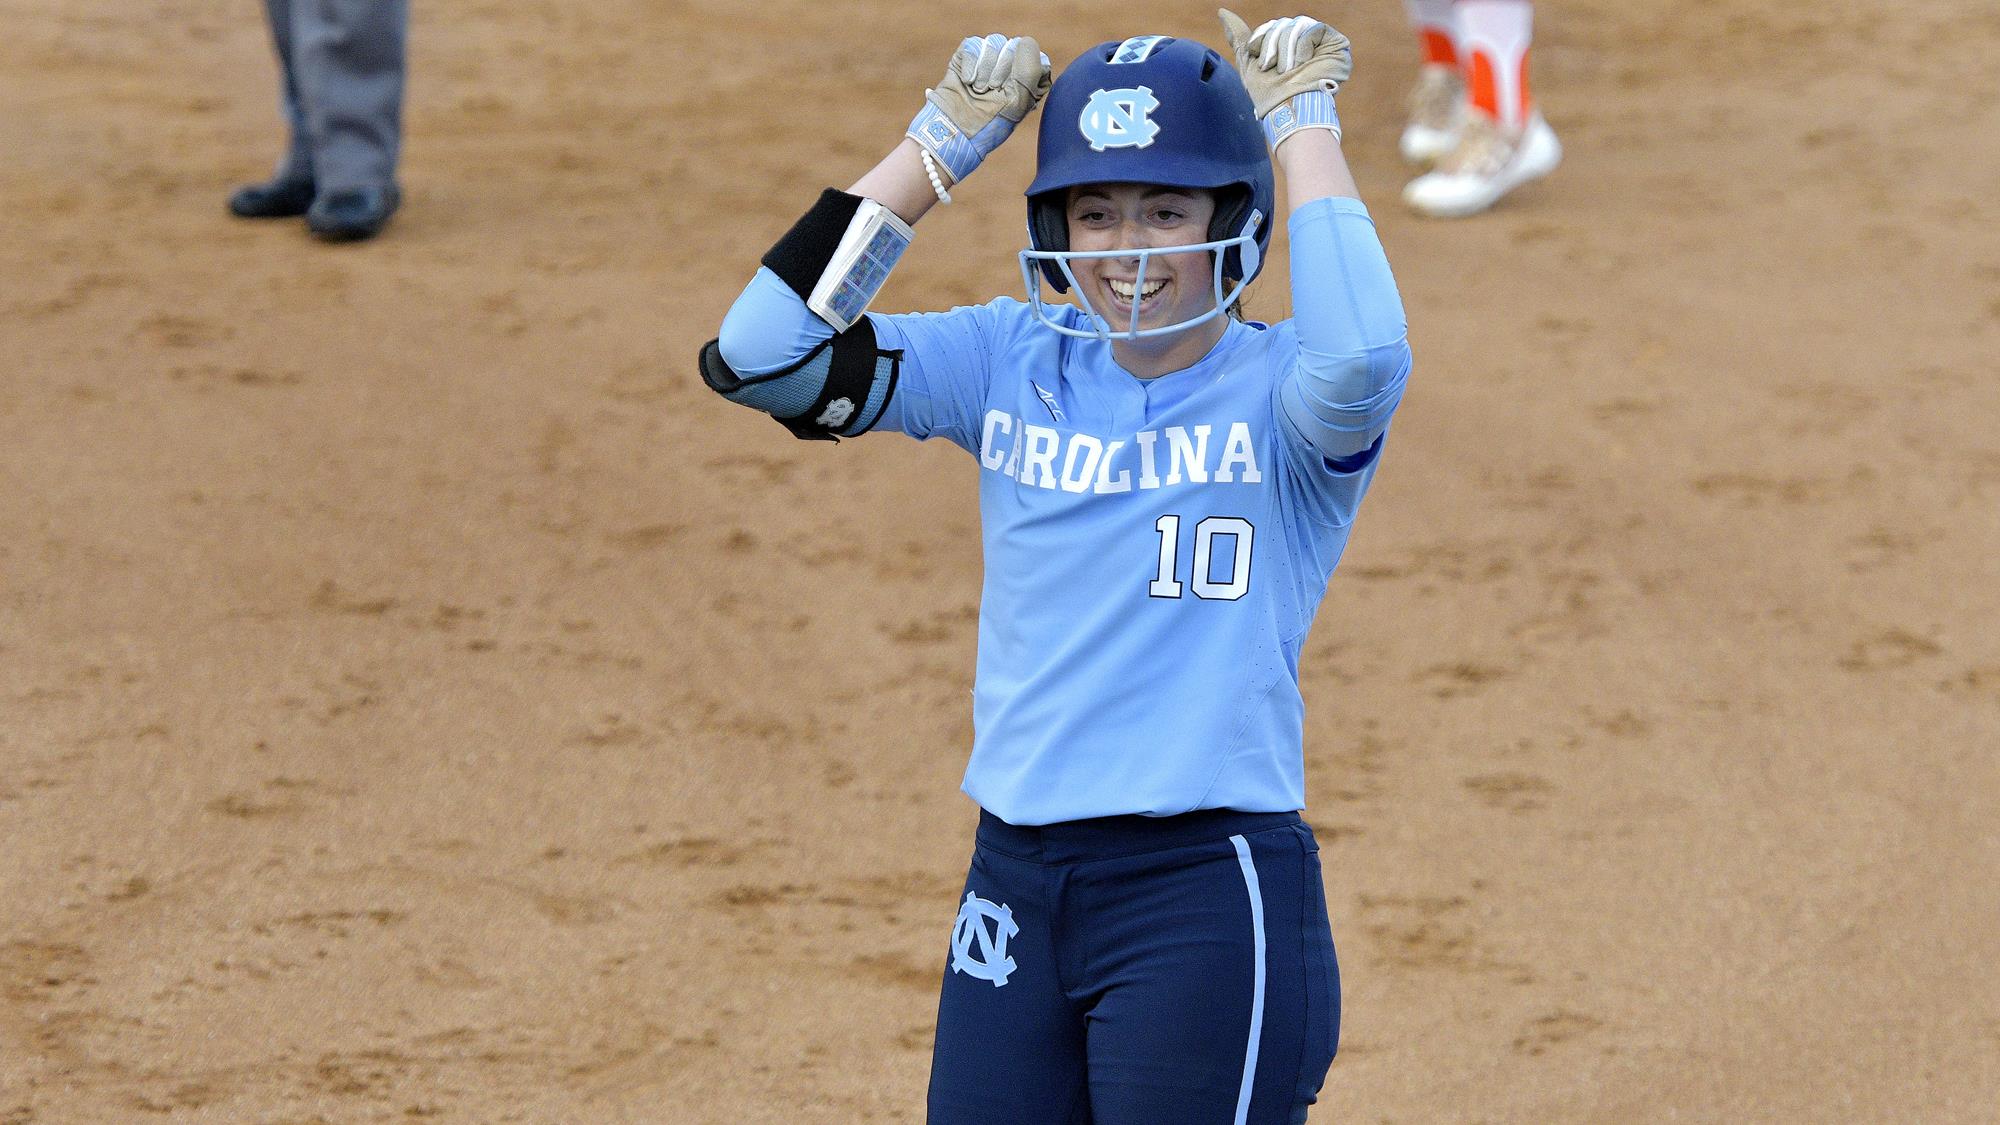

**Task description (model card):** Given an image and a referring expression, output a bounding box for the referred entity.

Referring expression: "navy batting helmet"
[1022,35,1275,300]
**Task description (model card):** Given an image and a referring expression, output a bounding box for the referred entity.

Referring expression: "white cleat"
[1399,64,1464,166]
[1402,112,1562,219]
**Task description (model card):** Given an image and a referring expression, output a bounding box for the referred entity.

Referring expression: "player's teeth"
[1108,279,1167,301]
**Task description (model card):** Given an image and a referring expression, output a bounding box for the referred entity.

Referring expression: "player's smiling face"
[1065,183,1219,333]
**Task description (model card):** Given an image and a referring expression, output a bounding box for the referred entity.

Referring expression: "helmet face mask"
[1019,211,1263,342]
[1020,35,1275,340]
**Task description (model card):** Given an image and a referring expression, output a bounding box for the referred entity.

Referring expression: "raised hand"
[907,34,1054,187]
[1217,10,1351,148]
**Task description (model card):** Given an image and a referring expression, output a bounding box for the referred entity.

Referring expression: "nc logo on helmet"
[1079,86,1160,151]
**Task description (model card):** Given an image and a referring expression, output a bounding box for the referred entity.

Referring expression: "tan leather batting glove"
[1218,10,1352,147]
[1217,10,1353,118]
[907,34,1053,185]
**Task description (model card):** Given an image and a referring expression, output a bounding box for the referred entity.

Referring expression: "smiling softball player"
[703,10,1410,1122]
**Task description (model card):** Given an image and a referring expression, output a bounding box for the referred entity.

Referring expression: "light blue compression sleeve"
[711,266,846,424]
[1277,197,1413,464]
[711,267,906,437]
[715,265,998,451]
[716,267,834,377]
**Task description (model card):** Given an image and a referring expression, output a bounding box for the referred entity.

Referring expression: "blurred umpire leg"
[227,0,317,218]
[295,0,408,240]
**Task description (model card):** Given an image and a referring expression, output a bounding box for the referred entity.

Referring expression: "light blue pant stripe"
[1229,834,1268,1125]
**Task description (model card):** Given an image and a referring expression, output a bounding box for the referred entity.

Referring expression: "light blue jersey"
[718,197,1410,825]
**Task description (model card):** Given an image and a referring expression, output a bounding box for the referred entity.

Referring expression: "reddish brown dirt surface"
[4,1,1998,1121]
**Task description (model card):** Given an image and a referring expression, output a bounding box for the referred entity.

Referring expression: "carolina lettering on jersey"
[978,409,1265,493]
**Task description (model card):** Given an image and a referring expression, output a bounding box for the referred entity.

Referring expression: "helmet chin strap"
[1018,212,1261,342]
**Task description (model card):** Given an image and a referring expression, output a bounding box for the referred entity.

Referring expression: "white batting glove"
[907,34,1053,186]
[1217,10,1352,148]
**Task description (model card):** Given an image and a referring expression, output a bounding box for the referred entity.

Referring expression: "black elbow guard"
[700,318,902,442]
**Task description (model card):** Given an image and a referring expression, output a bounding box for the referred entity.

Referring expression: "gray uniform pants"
[262,0,408,191]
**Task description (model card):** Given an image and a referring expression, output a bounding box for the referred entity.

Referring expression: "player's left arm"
[705,34,1052,443]
[1221,11,1413,474]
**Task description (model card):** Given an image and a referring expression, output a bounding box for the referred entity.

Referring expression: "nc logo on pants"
[950,891,1019,987]
[1079,86,1160,151]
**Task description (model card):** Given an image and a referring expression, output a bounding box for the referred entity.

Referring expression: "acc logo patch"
[1031,382,1065,423]
[950,891,1020,987]
[1079,86,1160,151]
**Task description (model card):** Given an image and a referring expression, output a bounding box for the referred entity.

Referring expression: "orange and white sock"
[1456,0,1535,130]
[1404,0,1460,71]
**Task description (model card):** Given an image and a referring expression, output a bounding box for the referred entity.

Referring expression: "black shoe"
[228,175,316,219]
[307,185,401,242]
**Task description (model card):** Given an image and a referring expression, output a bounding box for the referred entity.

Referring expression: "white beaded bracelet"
[920,148,953,205]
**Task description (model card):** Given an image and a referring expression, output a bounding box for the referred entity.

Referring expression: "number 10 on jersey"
[1150,514,1254,601]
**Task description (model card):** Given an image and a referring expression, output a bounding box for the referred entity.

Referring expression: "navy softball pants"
[927,808,1340,1124]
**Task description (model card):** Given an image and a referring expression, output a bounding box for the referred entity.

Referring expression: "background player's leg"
[1404,0,1561,218]
[293,0,408,238]
[1080,826,1338,1125]
[1401,0,1465,165]
[927,844,1089,1125]
[1458,0,1534,131]
[226,0,316,218]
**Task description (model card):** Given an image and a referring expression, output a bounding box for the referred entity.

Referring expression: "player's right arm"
[705,35,1051,447]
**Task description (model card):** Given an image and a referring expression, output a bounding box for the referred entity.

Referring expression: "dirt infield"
[4,0,1998,1121]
